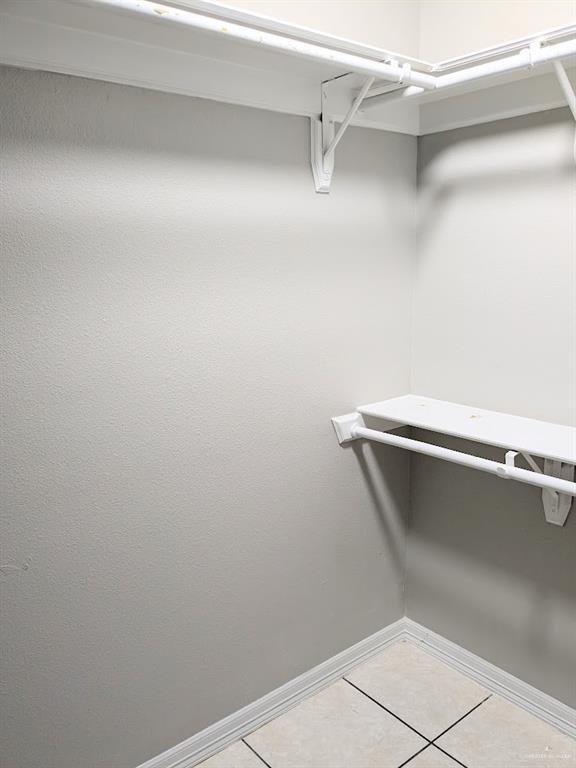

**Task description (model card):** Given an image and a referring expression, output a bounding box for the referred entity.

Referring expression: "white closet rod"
[362,38,576,110]
[351,425,576,497]
[93,0,436,90]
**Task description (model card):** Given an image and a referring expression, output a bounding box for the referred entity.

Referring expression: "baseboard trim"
[137,617,576,767]
[136,618,406,768]
[402,619,576,740]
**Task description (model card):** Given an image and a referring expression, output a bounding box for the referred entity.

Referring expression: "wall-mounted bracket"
[541,459,575,526]
[506,451,574,526]
[331,411,401,443]
[331,412,363,444]
[310,113,334,194]
[311,76,375,193]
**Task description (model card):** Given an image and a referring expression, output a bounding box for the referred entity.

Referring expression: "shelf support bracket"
[506,451,574,526]
[311,76,374,193]
[553,60,576,122]
[541,460,575,526]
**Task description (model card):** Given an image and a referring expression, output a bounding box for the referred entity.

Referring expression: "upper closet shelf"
[332,396,576,526]
[1,0,575,192]
[358,395,576,465]
[1,1,575,148]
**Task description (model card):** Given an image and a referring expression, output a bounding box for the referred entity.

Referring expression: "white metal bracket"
[552,60,576,123]
[310,99,335,194]
[506,451,574,525]
[331,412,363,444]
[541,459,575,526]
[311,76,374,193]
[331,411,402,443]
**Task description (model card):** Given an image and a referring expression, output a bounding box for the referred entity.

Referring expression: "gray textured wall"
[0,66,415,768]
[408,111,576,707]
[3,66,574,768]
[412,110,575,425]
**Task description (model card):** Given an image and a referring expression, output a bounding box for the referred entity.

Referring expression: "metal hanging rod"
[433,24,576,71]
[351,425,576,497]
[361,38,576,111]
[332,408,576,525]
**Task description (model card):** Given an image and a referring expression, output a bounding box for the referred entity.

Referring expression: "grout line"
[431,694,492,743]
[433,743,469,768]
[241,738,273,768]
[397,743,432,768]
[343,678,430,742]
[242,669,489,768]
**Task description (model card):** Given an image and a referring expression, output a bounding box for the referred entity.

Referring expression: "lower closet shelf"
[332,395,576,526]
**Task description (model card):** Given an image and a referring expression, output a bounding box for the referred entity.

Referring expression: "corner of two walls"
[2,61,574,768]
[407,108,576,708]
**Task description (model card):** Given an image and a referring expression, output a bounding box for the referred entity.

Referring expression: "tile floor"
[199,641,576,768]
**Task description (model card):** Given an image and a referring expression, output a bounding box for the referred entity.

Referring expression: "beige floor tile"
[245,679,427,768]
[405,745,463,767]
[436,695,576,768]
[198,739,266,768]
[346,641,488,738]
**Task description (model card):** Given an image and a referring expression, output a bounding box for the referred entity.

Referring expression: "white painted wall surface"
[413,110,576,425]
[0,65,415,768]
[211,0,421,55]
[408,109,576,707]
[419,0,576,61]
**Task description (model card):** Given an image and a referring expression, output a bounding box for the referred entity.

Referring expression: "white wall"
[413,110,576,425]
[419,0,576,61]
[0,65,416,768]
[408,109,576,707]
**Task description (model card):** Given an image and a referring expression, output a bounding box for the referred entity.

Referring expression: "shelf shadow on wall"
[405,429,576,706]
[417,107,575,247]
[349,426,412,591]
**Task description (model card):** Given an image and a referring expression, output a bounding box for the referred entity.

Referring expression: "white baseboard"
[136,617,576,768]
[136,618,406,768]
[402,619,576,741]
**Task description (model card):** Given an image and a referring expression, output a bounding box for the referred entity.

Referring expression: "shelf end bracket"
[541,459,575,526]
[311,76,374,193]
[310,112,334,194]
[508,451,574,525]
[331,413,363,444]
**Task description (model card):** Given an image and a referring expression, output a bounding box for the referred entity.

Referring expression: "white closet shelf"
[357,395,576,465]
[1,0,575,179]
[332,396,576,526]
